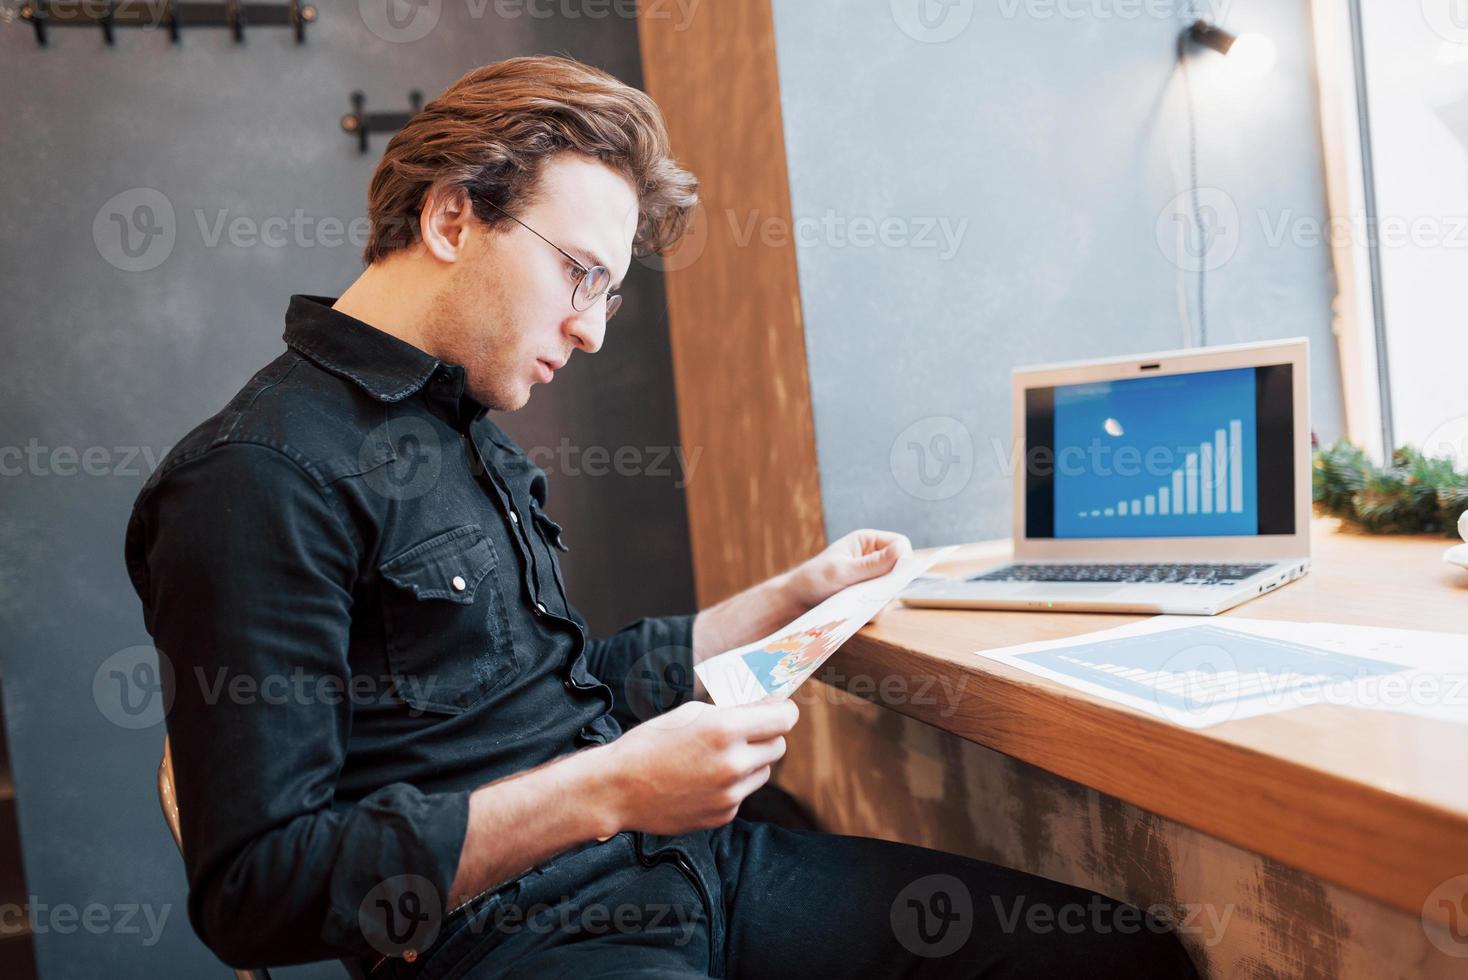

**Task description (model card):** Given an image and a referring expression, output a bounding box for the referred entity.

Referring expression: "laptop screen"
[1024,364,1296,539]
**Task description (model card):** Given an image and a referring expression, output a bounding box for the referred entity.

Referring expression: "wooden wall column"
[637,1,825,605]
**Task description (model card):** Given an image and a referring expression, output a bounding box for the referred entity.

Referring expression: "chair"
[157,737,273,980]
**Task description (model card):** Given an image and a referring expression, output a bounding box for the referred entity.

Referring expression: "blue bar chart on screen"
[1053,368,1261,539]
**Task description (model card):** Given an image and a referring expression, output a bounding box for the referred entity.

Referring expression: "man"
[125,56,1196,978]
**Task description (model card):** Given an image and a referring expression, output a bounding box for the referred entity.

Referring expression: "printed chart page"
[974,617,1468,729]
[696,547,957,706]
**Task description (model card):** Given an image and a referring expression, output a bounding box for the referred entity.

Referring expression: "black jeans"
[365,819,1198,979]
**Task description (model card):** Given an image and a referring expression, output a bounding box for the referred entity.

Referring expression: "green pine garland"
[1313,438,1468,536]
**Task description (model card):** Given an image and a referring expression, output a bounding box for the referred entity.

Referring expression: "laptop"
[901,338,1312,616]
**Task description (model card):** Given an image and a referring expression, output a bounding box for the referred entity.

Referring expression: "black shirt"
[124,294,695,967]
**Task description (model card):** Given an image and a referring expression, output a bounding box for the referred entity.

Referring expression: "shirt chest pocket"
[378,524,517,714]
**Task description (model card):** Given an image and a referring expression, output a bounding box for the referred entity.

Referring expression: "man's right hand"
[600,698,800,836]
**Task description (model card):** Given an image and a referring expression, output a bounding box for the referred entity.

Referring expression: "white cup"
[1460,509,1468,544]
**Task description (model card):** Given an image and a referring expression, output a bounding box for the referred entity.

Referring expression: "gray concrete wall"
[0,7,691,978]
[769,0,1346,547]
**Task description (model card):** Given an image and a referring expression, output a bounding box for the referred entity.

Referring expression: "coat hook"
[19,1,315,47]
[19,4,49,46]
[342,90,427,155]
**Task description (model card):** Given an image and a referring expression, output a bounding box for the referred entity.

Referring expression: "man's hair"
[362,56,698,266]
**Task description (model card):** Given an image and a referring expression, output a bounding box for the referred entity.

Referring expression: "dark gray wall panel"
[0,7,691,977]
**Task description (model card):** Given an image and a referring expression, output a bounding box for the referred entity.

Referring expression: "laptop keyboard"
[969,562,1275,587]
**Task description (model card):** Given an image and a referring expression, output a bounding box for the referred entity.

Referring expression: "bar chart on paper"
[1053,368,1260,538]
[983,622,1410,728]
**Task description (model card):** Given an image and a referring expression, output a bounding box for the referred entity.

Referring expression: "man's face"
[426,154,638,411]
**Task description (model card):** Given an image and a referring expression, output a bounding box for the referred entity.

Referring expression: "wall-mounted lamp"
[1183,20,1277,78]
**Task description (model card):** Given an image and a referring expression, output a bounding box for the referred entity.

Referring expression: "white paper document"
[696,547,958,706]
[974,616,1468,729]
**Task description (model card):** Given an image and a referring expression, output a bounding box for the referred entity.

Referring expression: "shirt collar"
[283,294,445,403]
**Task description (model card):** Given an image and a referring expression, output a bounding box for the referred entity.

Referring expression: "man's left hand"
[785,528,913,609]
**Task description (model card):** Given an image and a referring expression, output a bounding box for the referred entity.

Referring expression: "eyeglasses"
[481,199,623,322]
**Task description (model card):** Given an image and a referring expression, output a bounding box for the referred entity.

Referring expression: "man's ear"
[418,183,474,264]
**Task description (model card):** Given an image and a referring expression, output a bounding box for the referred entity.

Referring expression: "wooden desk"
[776,518,1468,979]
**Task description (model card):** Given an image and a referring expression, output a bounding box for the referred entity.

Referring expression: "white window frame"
[1310,0,1392,461]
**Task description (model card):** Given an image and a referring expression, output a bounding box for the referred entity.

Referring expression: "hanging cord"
[1177,11,1208,347]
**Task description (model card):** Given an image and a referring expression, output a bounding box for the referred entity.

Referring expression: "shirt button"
[509,511,520,525]
[535,601,548,616]
[451,575,467,592]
